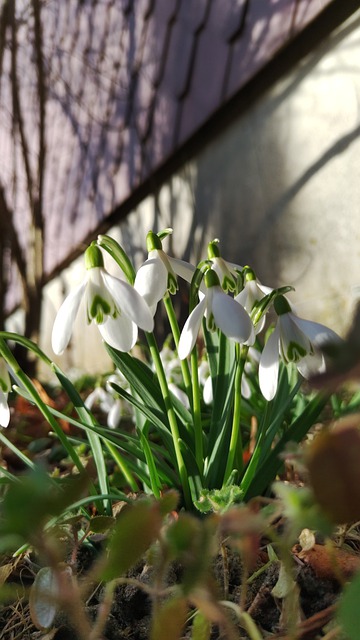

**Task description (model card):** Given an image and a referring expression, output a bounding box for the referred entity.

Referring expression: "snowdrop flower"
[85,386,124,429]
[52,244,154,355]
[207,239,239,292]
[259,295,341,401]
[155,344,190,408]
[0,358,11,428]
[235,268,273,333]
[85,371,132,429]
[135,230,196,315]
[178,269,255,360]
[198,359,213,405]
[168,383,190,409]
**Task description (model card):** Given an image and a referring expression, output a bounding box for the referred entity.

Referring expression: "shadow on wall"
[161,12,360,332]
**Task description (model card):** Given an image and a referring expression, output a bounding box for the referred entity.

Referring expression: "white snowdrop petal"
[279,314,312,361]
[168,383,190,409]
[99,315,138,352]
[178,297,207,360]
[212,288,254,344]
[291,316,340,347]
[134,253,168,311]
[259,325,281,401]
[0,390,10,427]
[203,375,213,405]
[297,352,326,379]
[102,272,154,332]
[168,257,196,284]
[107,400,123,429]
[51,280,87,355]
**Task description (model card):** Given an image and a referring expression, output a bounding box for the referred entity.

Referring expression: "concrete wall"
[9,9,359,377]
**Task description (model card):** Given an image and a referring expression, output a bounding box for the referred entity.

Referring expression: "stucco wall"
[13,9,359,376]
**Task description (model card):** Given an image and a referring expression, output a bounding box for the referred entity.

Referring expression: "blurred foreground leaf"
[100,496,175,581]
[0,468,89,547]
[306,417,360,523]
[338,570,360,640]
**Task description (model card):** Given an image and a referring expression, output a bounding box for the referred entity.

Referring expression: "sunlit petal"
[241,376,251,399]
[212,287,254,345]
[278,314,312,362]
[51,280,87,355]
[0,389,10,428]
[178,297,207,360]
[168,257,196,284]
[203,375,213,405]
[290,316,341,347]
[107,400,123,429]
[259,325,280,401]
[85,387,113,413]
[168,383,190,409]
[102,272,154,332]
[297,352,326,379]
[98,314,138,352]
[134,252,168,313]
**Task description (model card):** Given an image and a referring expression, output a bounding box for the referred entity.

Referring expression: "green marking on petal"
[222,274,236,292]
[207,312,216,331]
[89,295,112,324]
[168,271,178,295]
[286,341,308,362]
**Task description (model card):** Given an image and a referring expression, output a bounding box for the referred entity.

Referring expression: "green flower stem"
[0,337,89,481]
[190,349,203,475]
[145,331,191,508]
[163,295,192,408]
[223,345,248,484]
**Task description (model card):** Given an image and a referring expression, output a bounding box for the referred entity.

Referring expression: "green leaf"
[110,383,173,449]
[106,347,165,413]
[204,332,236,487]
[150,596,188,640]
[338,571,360,639]
[88,516,116,533]
[0,470,89,542]
[100,499,163,580]
[165,514,215,594]
[53,364,110,512]
[244,390,329,501]
[191,611,211,640]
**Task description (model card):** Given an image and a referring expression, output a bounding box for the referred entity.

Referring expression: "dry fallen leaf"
[293,543,360,581]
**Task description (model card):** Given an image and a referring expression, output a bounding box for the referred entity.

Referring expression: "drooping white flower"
[52,244,154,355]
[134,231,195,314]
[206,239,239,292]
[0,358,11,428]
[259,295,341,401]
[85,371,133,429]
[198,359,213,405]
[235,268,273,333]
[178,269,255,360]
